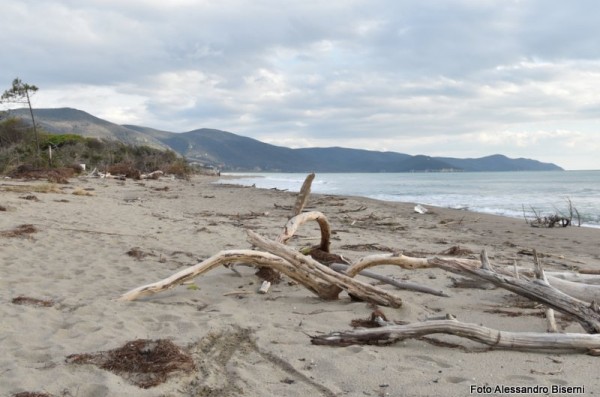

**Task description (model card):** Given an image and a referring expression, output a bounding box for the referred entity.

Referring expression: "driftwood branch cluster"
[523,198,582,228]
[120,174,600,355]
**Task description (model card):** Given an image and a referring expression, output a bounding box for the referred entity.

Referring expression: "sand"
[1,174,599,396]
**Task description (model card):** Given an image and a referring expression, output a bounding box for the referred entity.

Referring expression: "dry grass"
[8,166,78,184]
[0,184,62,194]
[72,187,95,196]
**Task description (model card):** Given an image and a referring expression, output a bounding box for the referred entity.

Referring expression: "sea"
[217,170,600,228]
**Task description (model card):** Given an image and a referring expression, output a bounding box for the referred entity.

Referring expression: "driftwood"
[141,170,164,179]
[291,172,315,218]
[330,263,449,297]
[428,256,600,334]
[254,173,321,285]
[545,276,600,302]
[278,211,331,252]
[119,236,403,308]
[120,249,336,301]
[532,250,557,333]
[311,318,600,354]
[346,253,433,276]
[121,210,600,327]
[248,230,403,307]
[119,172,600,355]
[325,246,600,333]
[470,264,600,301]
[510,268,600,285]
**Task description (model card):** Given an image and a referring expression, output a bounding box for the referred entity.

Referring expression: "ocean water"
[218,171,600,228]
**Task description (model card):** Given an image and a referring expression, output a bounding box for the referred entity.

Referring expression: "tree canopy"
[2,78,40,164]
[1,78,39,103]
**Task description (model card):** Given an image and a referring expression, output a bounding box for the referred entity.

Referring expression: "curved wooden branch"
[278,211,331,252]
[345,253,435,277]
[248,230,403,308]
[118,249,337,301]
[311,319,600,353]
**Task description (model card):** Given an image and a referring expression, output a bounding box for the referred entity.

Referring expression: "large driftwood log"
[470,264,600,302]
[428,256,600,333]
[119,249,337,301]
[343,249,600,333]
[310,318,600,354]
[248,230,403,308]
[119,238,403,307]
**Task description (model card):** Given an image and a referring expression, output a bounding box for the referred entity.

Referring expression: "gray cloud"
[1,0,599,169]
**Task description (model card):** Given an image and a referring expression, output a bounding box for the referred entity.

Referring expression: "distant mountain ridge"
[7,108,168,150]
[5,107,564,172]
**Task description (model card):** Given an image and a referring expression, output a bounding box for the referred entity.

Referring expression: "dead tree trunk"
[311,318,600,354]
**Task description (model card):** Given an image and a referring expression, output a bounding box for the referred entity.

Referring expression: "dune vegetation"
[0,116,193,180]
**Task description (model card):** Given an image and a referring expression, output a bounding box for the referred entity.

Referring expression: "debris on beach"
[120,173,600,355]
[11,296,54,307]
[0,224,38,238]
[66,339,195,389]
[414,204,428,214]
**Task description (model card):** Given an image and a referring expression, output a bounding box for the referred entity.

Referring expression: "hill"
[4,107,563,172]
[7,108,168,150]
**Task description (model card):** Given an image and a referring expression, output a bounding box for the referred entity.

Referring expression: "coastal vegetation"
[0,116,192,179]
[1,78,194,180]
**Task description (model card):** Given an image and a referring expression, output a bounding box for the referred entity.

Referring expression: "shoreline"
[218,172,600,229]
[1,175,599,396]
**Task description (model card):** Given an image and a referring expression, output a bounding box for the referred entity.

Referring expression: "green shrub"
[40,133,85,149]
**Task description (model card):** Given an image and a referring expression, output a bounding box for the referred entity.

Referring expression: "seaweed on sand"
[66,339,195,388]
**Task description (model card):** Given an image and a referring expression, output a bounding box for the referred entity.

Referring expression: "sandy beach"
[1,174,599,396]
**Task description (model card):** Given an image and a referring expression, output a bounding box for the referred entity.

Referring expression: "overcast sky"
[2,1,599,170]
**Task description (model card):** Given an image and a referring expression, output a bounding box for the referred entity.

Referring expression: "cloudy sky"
[2,0,599,170]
